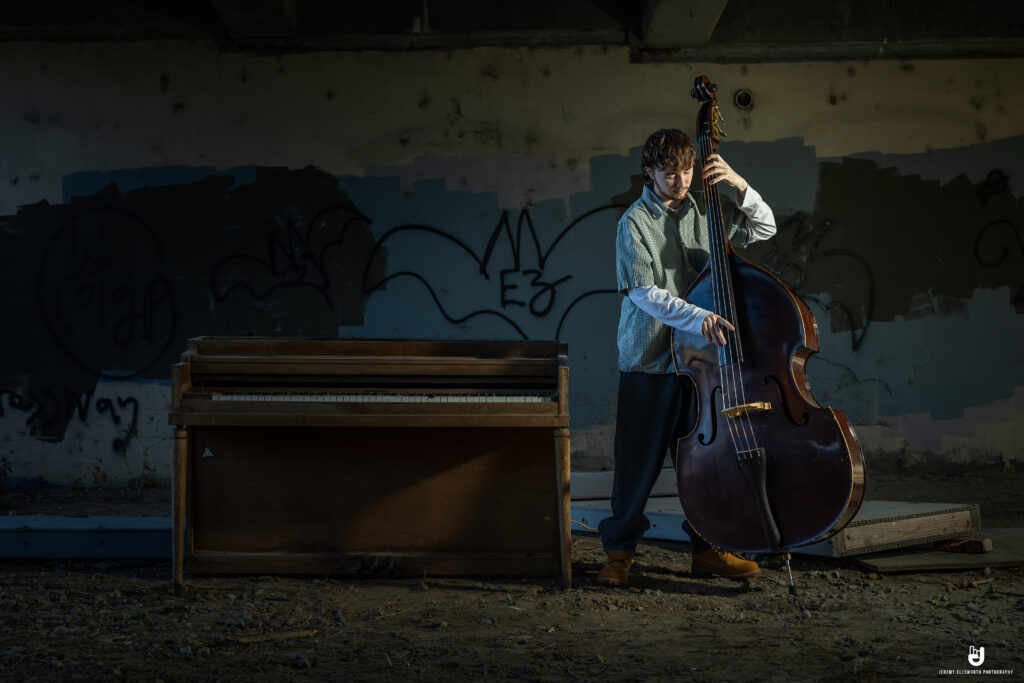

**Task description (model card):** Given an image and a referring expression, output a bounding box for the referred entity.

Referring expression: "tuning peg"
[690,75,719,102]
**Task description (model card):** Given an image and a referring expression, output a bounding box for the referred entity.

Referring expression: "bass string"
[705,165,763,456]
[698,133,760,457]
[697,134,746,454]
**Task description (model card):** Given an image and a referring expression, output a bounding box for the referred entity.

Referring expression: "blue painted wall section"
[2,135,1023,478]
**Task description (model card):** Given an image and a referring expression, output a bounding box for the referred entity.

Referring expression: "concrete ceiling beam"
[207,0,298,40]
[642,0,729,48]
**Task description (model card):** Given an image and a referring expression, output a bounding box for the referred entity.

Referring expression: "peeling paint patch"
[804,287,1024,423]
[363,154,592,209]
[768,155,1024,325]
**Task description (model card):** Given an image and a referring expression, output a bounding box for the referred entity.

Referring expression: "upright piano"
[169,337,571,590]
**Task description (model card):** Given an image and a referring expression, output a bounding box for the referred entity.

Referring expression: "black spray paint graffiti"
[976,169,1010,206]
[360,206,625,340]
[975,219,1024,306]
[973,169,1023,306]
[37,205,177,379]
[758,212,876,351]
[210,204,377,311]
[0,386,139,456]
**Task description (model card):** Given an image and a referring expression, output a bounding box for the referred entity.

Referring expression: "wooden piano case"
[169,338,571,589]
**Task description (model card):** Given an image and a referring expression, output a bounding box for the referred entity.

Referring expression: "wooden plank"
[178,398,558,415]
[190,386,556,396]
[554,427,572,588]
[837,509,977,552]
[187,337,565,360]
[855,528,1024,572]
[170,363,189,413]
[172,427,188,593]
[189,374,556,393]
[188,355,559,378]
[188,551,562,577]
[170,405,568,428]
[557,362,569,418]
[801,501,980,557]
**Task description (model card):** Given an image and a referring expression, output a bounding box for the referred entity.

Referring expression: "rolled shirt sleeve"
[627,285,709,337]
[729,185,776,245]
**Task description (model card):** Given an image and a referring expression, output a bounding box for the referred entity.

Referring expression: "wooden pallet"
[855,528,1024,572]
[570,496,981,558]
[797,501,979,557]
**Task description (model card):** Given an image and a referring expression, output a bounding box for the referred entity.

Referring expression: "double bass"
[672,76,866,590]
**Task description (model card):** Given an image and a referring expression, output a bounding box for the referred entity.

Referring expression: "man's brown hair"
[641,128,696,180]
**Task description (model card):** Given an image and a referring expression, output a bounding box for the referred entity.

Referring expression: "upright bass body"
[672,251,866,552]
[673,75,865,555]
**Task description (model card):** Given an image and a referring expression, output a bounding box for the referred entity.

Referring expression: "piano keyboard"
[209,393,553,404]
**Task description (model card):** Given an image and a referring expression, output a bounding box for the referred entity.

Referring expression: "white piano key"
[207,392,553,404]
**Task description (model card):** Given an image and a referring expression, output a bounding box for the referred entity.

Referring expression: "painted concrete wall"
[2,41,1022,487]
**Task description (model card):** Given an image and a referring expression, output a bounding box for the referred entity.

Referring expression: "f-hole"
[698,385,721,445]
[764,375,810,426]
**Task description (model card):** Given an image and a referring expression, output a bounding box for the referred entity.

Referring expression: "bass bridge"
[721,401,772,419]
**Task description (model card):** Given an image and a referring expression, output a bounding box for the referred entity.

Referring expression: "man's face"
[646,162,694,206]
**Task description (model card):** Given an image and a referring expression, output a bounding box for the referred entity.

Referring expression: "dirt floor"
[1,469,1023,682]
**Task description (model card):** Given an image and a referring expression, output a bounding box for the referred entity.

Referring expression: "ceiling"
[1,0,1022,62]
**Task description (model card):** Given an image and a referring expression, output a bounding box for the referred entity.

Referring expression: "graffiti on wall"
[757,211,876,351]
[975,218,1024,306]
[973,169,1023,308]
[976,169,1010,206]
[362,206,623,339]
[14,156,1023,455]
[5,167,385,448]
[0,384,139,456]
[37,203,177,379]
[210,204,379,312]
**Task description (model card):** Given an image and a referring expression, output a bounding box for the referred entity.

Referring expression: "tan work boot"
[596,550,634,586]
[692,547,760,580]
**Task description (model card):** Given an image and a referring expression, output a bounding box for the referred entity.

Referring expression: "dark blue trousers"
[598,371,710,554]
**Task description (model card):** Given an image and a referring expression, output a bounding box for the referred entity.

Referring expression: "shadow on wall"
[1,164,628,454]
[2,145,1024,477]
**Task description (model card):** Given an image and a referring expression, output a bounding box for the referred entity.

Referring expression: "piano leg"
[554,427,572,589]
[172,426,188,595]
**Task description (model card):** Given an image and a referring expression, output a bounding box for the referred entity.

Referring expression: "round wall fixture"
[733,89,754,110]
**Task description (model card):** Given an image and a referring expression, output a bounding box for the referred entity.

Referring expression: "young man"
[597,128,777,586]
